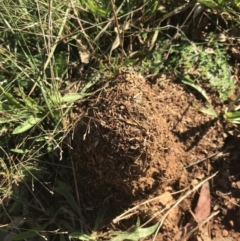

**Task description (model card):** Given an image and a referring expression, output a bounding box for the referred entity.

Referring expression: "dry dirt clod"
[222,229,229,237]
[70,69,188,225]
[69,68,225,237]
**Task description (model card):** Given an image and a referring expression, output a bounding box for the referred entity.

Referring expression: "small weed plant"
[143,38,235,102]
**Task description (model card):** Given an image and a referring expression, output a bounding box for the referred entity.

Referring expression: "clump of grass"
[0,0,102,240]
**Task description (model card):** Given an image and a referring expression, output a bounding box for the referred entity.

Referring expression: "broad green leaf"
[54,51,68,78]
[12,116,42,134]
[111,219,158,241]
[59,77,99,103]
[80,0,107,17]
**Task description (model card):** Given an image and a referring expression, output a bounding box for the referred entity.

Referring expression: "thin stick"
[185,152,220,169]
[113,188,188,224]
[152,172,218,241]
[70,0,94,52]
[109,0,124,65]
[94,0,126,42]
[178,211,219,241]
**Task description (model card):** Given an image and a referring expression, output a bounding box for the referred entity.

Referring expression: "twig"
[185,141,237,169]
[94,0,126,42]
[178,211,219,241]
[152,172,218,241]
[70,0,94,52]
[109,0,124,65]
[113,188,188,224]
[184,152,220,169]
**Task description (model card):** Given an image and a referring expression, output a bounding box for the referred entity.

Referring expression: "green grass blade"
[12,222,51,240]
[177,73,211,103]
[12,116,42,134]
[228,92,240,110]
[60,93,90,103]
[111,219,158,241]
[150,1,194,50]
[10,194,45,212]
[69,233,92,240]
[198,0,219,8]
[199,107,218,117]
[0,85,23,108]
[193,104,218,117]
[93,197,110,231]
[224,111,240,124]
[54,181,83,219]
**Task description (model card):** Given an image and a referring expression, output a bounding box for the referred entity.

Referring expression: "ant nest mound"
[71,68,184,224]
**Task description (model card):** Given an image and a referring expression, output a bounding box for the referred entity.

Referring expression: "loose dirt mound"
[70,68,225,238]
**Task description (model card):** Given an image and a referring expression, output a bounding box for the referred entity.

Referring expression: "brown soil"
[70,68,240,240]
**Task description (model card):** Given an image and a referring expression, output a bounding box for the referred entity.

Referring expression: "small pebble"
[213,204,219,211]
[229,220,234,227]
[222,229,228,237]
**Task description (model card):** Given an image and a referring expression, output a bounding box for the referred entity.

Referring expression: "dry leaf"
[110,27,121,56]
[75,38,90,64]
[194,181,211,222]
[110,34,120,53]
[173,181,211,241]
[79,49,90,64]
[123,21,130,31]
[109,23,129,56]
[205,48,215,54]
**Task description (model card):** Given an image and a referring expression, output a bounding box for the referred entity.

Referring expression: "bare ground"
[70,68,240,240]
